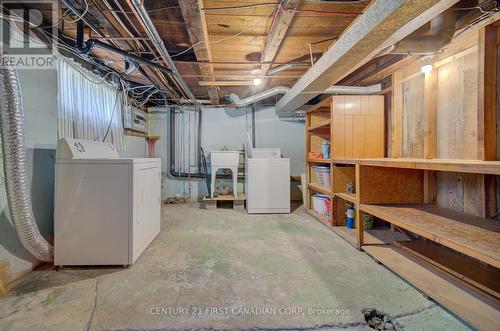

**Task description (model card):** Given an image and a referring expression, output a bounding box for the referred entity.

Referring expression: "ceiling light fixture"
[421,64,433,74]
[253,78,262,86]
[250,69,262,75]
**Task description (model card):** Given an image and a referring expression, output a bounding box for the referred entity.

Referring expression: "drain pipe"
[169,109,245,180]
[129,0,200,109]
[228,84,382,107]
[0,59,53,262]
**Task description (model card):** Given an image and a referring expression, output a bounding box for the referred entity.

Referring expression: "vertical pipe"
[251,103,256,148]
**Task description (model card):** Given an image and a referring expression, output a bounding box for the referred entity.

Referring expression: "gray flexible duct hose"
[0,59,54,262]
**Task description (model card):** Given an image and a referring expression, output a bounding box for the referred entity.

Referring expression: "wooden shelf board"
[353,157,500,175]
[306,97,332,113]
[359,203,500,268]
[307,158,331,164]
[306,209,331,227]
[203,193,246,201]
[394,240,500,300]
[334,192,357,204]
[308,183,331,195]
[363,245,500,331]
[332,227,410,247]
[331,158,359,165]
[307,119,331,131]
[124,128,146,138]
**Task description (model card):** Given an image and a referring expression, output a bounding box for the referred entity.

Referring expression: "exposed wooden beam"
[276,0,458,113]
[199,81,254,86]
[260,0,299,75]
[86,0,179,99]
[179,0,219,104]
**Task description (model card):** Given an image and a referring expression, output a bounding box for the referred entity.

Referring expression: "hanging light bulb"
[253,78,262,86]
[421,64,433,74]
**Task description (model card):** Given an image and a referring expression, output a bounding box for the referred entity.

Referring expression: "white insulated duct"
[227,86,290,107]
[227,84,382,107]
[323,84,382,95]
[0,58,54,262]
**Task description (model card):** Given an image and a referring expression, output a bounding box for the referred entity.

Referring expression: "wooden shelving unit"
[360,203,500,268]
[305,95,384,227]
[301,27,500,329]
[351,157,500,175]
[333,192,357,204]
[306,158,331,164]
[304,102,500,330]
[308,183,330,195]
[305,97,334,224]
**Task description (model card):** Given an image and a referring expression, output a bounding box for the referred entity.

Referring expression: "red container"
[325,197,331,223]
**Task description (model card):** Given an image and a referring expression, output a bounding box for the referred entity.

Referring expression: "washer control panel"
[56,138,118,159]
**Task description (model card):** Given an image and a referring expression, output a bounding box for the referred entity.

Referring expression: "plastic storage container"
[312,193,329,215]
[346,206,355,229]
[312,165,331,187]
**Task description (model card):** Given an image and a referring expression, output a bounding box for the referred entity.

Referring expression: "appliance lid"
[55,158,161,164]
[56,138,119,159]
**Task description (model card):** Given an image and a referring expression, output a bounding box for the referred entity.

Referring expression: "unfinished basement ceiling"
[26,0,495,107]
[49,0,369,105]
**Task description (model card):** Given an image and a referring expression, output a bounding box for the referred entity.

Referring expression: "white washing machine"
[245,134,290,214]
[54,138,161,266]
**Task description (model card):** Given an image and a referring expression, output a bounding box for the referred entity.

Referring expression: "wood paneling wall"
[389,21,499,218]
[332,95,384,158]
[437,48,479,159]
[401,74,425,157]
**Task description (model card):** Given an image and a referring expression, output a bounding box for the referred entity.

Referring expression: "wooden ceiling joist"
[179,0,219,104]
[260,0,299,76]
[85,0,179,99]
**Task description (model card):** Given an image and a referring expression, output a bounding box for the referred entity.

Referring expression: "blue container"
[321,141,330,159]
[346,206,355,229]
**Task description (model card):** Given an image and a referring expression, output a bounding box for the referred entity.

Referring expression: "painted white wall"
[119,136,147,158]
[0,69,147,289]
[0,69,57,290]
[149,106,305,200]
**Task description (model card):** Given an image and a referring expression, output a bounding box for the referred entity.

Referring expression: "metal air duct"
[0,58,54,262]
[227,84,382,107]
[375,10,457,57]
[227,86,290,107]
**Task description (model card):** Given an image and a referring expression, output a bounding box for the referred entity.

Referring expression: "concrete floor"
[0,203,469,331]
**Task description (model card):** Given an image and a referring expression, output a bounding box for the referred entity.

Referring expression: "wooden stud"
[423,65,438,159]
[179,0,219,104]
[478,25,497,161]
[355,164,363,247]
[391,71,403,157]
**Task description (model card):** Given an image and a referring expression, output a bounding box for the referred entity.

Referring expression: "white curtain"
[57,57,125,149]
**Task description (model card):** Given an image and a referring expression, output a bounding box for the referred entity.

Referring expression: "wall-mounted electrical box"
[124,106,148,133]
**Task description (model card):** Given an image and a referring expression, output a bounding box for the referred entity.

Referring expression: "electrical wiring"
[105,5,179,14]
[64,0,89,23]
[171,0,284,58]
[2,11,166,109]
[201,2,279,11]
[453,0,498,13]
[280,4,362,16]
[3,4,180,109]
[102,88,121,142]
